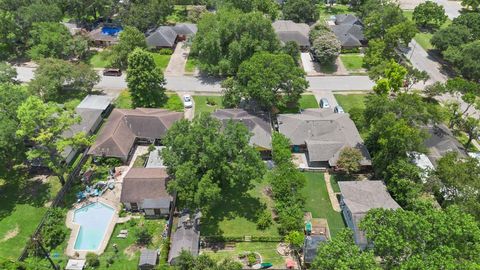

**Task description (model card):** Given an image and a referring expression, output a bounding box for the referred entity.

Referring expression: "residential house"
[146,23,197,49]
[138,249,158,270]
[88,108,183,162]
[277,109,371,168]
[168,212,201,265]
[424,124,467,167]
[330,14,366,49]
[338,181,401,249]
[120,167,172,216]
[272,20,311,50]
[88,25,123,46]
[212,109,272,155]
[62,95,113,164]
[303,235,327,265]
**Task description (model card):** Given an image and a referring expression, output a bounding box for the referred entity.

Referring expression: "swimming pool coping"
[65,197,119,258]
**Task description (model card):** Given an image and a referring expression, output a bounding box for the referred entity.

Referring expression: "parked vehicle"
[334,105,344,113]
[320,98,330,108]
[103,68,122,76]
[183,94,193,108]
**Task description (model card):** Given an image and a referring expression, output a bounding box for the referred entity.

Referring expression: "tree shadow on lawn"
[201,189,267,237]
[0,171,54,220]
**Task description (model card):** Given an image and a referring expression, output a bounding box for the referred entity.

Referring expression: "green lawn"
[114,90,183,112]
[88,50,112,68]
[193,96,223,117]
[319,62,337,74]
[301,172,346,238]
[318,4,352,21]
[334,93,367,112]
[133,154,148,168]
[329,174,341,193]
[202,242,284,268]
[185,56,198,73]
[340,54,364,71]
[0,175,62,259]
[151,53,171,71]
[403,10,451,51]
[278,94,319,113]
[202,177,280,238]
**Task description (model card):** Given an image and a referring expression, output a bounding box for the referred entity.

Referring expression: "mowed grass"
[279,94,319,113]
[151,53,171,70]
[403,10,451,51]
[202,242,284,267]
[114,90,183,112]
[202,176,280,238]
[318,4,352,21]
[334,93,367,112]
[185,56,198,73]
[340,54,364,71]
[301,172,346,238]
[193,96,223,117]
[88,50,112,68]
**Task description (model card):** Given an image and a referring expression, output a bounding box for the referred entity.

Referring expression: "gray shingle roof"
[139,249,157,267]
[212,109,272,150]
[88,108,183,161]
[146,26,178,48]
[339,181,401,248]
[331,24,365,47]
[335,14,362,26]
[424,124,467,167]
[168,213,200,264]
[277,109,371,166]
[77,95,113,111]
[272,20,311,47]
[172,23,197,36]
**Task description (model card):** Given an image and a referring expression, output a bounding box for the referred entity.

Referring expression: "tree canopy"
[222,52,308,110]
[282,0,318,24]
[412,1,447,29]
[126,48,167,108]
[444,40,480,82]
[111,26,147,69]
[119,0,174,32]
[161,114,265,213]
[217,0,279,19]
[191,9,280,76]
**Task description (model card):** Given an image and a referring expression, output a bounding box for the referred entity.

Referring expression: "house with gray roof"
[146,23,197,49]
[120,167,172,216]
[88,108,183,162]
[331,14,366,49]
[139,249,158,270]
[338,181,401,249]
[424,124,467,167]
[277,109,371,168]
[62,95,113,164]
[272,20,311,50]
[212,109,272,152]
[168,212,201,265]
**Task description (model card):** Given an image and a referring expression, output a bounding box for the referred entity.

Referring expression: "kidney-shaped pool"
[73,202,115,251]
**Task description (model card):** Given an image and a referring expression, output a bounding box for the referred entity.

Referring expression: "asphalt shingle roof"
[272,20,311,47]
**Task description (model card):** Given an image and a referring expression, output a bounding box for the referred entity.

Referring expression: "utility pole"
[33,237,59,270]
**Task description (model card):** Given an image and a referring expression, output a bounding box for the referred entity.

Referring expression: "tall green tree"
[452,12,480,39]
[283,0,318,23]
[310,31,341,64]
[126,48,167,108]
[336,147,363,178]
[27,22,74,60]
[29,58,100,102]
[173,250,242,270]
[218,0,279,19]
[363,1,406,40]
[431,24,472,52]
[461,0,480,11]
[0,62,17,83]
[191,9,280,75]
[111,26,147,69]
[444,40,480,81]
[162,114,265,213]
[16,96,93,185]
[361,205,480,269]
[222,52,308,110]
[119,0,174,32]
[65,0,116,22]
[372,60,408,95]
[412,1,447,29]
[0,10,20,60]
[312,229,380,270]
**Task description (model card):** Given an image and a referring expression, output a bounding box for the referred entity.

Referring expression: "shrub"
[94,157,123,167]
[86,252,100,267]
[256,210,273,230]
[136,228,153,245]
[127,219,137,227]
[206,97,217,106]
[247,253,257,266]
[105,254,115,266]
[40,208,67,249]
[158,48,173,55]
[165,95,184,112]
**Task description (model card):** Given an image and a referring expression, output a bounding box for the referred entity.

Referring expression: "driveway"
[312,90,339,108]
[165,42,189,76]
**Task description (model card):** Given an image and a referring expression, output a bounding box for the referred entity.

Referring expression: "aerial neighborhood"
[1,0,480,270]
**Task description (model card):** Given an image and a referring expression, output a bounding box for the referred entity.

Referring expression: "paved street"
[399,0,461,19]
[15,66,375,98]
[403,40,448,84]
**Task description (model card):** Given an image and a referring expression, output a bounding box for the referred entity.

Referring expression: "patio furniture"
[117,230,128,238]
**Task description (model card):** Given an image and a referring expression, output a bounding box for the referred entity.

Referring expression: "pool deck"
[65,182,122,258]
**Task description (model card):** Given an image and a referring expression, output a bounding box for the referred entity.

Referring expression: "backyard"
[0,175,62,260]
[301,172,346,238]
[202,242,285,267]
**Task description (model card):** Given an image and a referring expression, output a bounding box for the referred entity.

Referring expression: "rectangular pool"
[73,202,115,251]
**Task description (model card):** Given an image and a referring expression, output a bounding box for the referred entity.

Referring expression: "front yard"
[403,10,451,51]
[301,172,346,238]
[340,54,365,72]
[114,90,184,112]
[334,93,367,112]
[193,96,223,117]
[278,94,319,113]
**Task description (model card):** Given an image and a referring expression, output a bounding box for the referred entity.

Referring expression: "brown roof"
[120,168,171,203]
[88,108,183,160]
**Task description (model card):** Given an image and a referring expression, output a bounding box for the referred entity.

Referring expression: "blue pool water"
[73,202,115,251]
[101,26,122,36]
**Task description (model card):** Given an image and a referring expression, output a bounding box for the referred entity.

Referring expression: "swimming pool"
[101,26,122,36]
[73,202,115,251]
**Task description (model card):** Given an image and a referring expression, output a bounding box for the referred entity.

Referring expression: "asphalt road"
[15,66,375,97]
